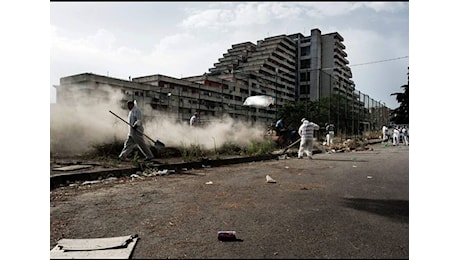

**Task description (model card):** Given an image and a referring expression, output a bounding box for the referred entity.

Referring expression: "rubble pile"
[325,138,373,153]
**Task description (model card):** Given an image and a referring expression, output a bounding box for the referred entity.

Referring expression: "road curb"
[50,154,278,190]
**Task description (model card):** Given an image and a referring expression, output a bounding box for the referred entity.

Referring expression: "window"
[300,73,306,81]
[300,46,310,56]
[300,60,307,69]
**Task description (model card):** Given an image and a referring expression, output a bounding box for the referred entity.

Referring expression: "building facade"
[55,28,389,131]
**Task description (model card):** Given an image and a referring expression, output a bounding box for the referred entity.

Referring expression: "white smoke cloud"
[50,85,267,156]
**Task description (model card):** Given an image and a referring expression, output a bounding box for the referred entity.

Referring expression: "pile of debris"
[325,138,373,153]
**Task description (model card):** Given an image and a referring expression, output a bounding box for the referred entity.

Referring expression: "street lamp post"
[167,92,171,114]
[177,87,181,122]
[275,68,278,119]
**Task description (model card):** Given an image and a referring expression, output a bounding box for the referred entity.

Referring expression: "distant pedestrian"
[298,118,319,159]
[325,123,335,146]
[382,125,388,143]
[119,100,155,161]
[275,117,285,136]
[190,112,199,127]
[401,125,409,146]
[392,126,400,146]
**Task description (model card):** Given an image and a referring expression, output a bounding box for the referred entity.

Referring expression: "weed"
[243,140,276,156]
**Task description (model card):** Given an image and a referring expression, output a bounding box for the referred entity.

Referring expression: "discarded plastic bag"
[266,175,276,183]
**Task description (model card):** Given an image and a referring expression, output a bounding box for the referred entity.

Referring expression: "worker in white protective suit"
[298,118,320,159]
[325,123,335,146]
[119,100,155,161]
[401,125,409,146]
[382,125,388,143]
[392,126,400,146]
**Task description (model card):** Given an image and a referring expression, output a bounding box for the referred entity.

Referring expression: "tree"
[391,68,409,124]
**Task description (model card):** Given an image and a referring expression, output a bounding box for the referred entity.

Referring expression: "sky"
[50,2,409,109]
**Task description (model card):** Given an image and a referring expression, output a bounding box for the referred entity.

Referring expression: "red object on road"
[217,231,236,241]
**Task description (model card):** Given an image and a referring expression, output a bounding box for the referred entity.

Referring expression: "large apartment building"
[55,28,389,130]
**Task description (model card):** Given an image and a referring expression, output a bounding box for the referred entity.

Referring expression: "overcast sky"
[50,2,409,109]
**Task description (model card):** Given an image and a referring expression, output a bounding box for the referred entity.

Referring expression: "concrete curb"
[50,139,383,190]
[50,154,279,190]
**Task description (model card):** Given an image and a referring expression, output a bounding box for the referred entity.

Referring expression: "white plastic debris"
[130,174,144,179]
[158,169,169,175]
[243,95,275,108]
[205,181,213,185]
[367,176,373,179]
[266,175,276,183]
[82,180,101,185]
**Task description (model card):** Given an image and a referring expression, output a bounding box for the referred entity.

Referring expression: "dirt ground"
[50,143,409,259]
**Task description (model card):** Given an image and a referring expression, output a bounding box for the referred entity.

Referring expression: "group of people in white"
[382,124,409,146]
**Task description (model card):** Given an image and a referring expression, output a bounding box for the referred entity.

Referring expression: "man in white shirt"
[119,100,155,161]
[190,112,199,127]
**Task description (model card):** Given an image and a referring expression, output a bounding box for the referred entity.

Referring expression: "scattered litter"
[217,231,237,241]
[181,168,188,171]
[278,154,288,160]
[352,165,357,168]
[69,183,78,187]
[367,176,373,179]
[158,169,169,175]
[50,234,138,259]
[266,175,277,183]
[202,165,211,168]
[130,174,144,179]
[285,166,289,169]
[105,177,118,182]
[141,171,154,177]
[205,181,213,185]
[82,180,101,185]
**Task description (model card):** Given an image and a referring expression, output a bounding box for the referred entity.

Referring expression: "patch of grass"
[217,142,243,156]
[180,143,207,162]
[242,140,276,156]
[82,140,125,159]
[77,138,275,163]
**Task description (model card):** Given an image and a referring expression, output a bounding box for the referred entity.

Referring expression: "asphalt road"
[50,143,409,259]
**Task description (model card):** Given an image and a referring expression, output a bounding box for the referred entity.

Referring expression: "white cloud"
[363,2,408,13]
[50,2,408,108]
[181,2,303,29]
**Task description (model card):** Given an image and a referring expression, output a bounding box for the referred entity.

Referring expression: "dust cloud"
[50,85,267,156]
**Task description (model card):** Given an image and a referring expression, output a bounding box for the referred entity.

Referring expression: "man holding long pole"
[118,100,155,162]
